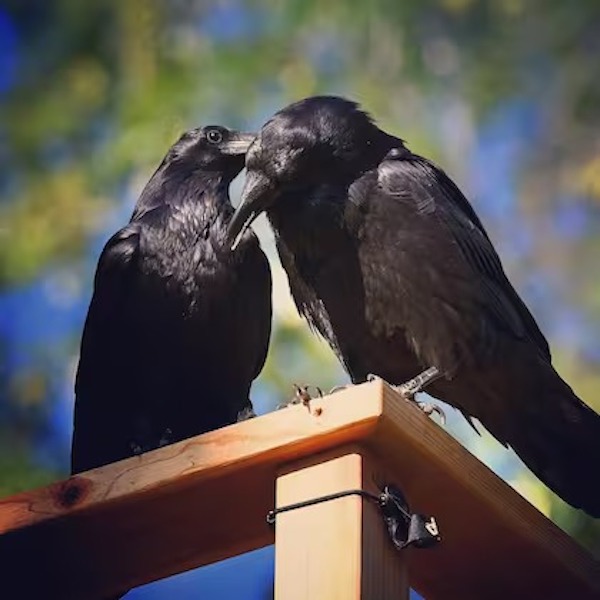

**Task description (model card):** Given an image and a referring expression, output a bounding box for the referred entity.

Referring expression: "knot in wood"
[55,478,89,509]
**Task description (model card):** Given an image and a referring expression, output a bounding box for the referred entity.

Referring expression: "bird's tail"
[467,355,600,517]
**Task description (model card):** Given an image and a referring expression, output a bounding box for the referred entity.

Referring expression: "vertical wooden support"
[274,445,409,600]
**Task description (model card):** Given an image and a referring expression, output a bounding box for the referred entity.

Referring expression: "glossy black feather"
[72,127,271,474]
[232,96,600,516]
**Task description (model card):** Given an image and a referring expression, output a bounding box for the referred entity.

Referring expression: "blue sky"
[130,547,275,599]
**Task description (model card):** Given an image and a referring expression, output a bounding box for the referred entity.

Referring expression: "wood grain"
[0,383,381,599]
[372,384,600,600]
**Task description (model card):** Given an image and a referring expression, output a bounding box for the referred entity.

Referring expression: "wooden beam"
[0,384,381,599]
[274,446,408,600]
[0,381,598,599]
[372,384,600,599]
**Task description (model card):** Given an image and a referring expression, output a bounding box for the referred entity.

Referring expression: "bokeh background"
[1,1,600,597]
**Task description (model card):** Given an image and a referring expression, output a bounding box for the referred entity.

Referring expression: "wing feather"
[352,151,550,373]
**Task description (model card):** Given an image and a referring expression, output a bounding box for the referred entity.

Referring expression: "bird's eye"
[206,129,224,144]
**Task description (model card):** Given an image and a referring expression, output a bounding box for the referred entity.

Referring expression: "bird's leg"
[277,384,323,410]
[367,368,446,424]
[394,367,446,423]
[395,366,441,397]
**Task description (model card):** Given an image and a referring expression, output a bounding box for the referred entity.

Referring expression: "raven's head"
[226,96,394,249]
[164,126,256,181]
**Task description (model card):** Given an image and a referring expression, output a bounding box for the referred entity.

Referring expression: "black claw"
[329,384,348,394]
[311,386,324,398]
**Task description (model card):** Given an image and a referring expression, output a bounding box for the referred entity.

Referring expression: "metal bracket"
[377,484,440,550]
[267,483,440,551]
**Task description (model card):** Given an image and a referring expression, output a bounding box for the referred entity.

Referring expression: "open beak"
[220,131,256,155]
[227,170,278,250]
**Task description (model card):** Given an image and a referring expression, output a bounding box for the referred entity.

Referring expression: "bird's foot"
[366,369,446,424]
[158,428,173,448]
[394,386,446,424]
[237,405,257,422]
[130,441,143,456]
[129,427,174,455]
[277,384,323,410]
[393,367,445,424]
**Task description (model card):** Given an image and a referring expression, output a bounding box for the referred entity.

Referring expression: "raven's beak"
[220,131,256,155]
[227,170,277,251]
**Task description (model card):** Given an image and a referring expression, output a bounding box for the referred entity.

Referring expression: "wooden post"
[274,446,408,600]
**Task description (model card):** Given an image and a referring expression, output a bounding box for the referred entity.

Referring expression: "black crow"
[72,126,271,474]
[227,96,600,517]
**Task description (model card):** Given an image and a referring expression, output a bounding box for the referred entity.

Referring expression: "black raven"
[72,126,271,474]
[227,96,600,517]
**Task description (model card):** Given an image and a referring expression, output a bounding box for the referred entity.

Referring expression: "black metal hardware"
[267,483,440,551]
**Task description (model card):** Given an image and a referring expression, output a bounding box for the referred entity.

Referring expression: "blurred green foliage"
[3,0,600,285]
[1,0,599,557]
[0,448,58,497]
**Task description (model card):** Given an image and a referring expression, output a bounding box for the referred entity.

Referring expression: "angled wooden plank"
[369,384,600,600]
[0,383,382,599]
